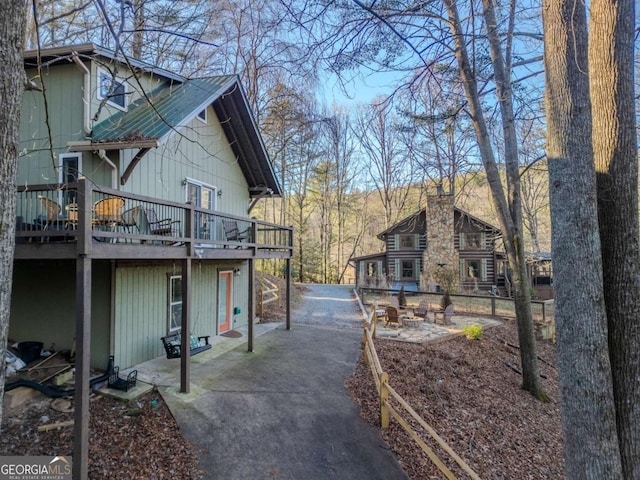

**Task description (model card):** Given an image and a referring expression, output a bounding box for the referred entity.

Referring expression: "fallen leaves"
[1,390,204,479]
[346,318,564,479]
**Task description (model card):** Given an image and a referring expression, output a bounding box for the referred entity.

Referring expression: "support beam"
[248,259,255,352]
[73,256,91,480]
[286,257,291,330]
[180,258,192,393]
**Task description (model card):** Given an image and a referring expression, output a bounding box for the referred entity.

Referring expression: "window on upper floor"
[197,108,207,123]
[399,234,416,250]
[461,232,484,250]
[98,68,128,110]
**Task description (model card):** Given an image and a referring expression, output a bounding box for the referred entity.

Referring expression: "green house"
[11,44,292,374]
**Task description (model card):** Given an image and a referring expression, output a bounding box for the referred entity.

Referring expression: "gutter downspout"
[97,149,118,190]
[71,52,91,135]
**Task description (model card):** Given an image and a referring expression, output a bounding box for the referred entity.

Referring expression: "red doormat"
[221,330,242,338]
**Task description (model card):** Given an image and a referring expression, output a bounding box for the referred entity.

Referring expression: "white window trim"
[184,177,218,209]
[168,275,182,334]
[58,152,82,206]
[97,67,128,111]
[196,107,208,124]
[58,152,82,185]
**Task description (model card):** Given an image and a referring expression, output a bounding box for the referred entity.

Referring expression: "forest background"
[18,0,564,285]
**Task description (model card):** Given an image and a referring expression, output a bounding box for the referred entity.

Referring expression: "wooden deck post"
[73,177,92,480]
[180,258,191,393]
[248,258,255,353]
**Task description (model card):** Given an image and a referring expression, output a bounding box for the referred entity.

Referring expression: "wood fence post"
[362,326,370,366]
[491,296,496,317]
[542,301,546,323]
[380,372,389,429]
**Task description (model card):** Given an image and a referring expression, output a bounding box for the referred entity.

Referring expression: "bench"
[161,333,211,359]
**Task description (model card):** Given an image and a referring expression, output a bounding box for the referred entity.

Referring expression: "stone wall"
[421,194,459,292]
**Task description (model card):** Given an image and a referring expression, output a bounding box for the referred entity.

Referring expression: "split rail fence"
[258,275,280,319]
[362,310,481,480]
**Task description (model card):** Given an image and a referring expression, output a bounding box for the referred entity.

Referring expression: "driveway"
[159,284,408,480]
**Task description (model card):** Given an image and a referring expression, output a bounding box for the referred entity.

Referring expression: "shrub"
[440,292,452,310]
[398,286,407,307]
[462,324,483,340]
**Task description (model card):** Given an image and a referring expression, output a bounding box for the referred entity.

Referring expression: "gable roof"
[376,206,501,240]
[24,44,281,197]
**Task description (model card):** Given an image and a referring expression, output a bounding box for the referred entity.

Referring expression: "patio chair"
[434,303,455,325]
[414,299,430,321]
[37,195,62,229]
[124,206,181,243]
[385,306,403,329]
[222,219,250,247]
[93,197,125,225]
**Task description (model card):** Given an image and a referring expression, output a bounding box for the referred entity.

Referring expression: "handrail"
[361,309,482,479]
[14,180,293,253]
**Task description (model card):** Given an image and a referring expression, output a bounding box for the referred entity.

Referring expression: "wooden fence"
[258,275,280,319]
[362,310,481,480]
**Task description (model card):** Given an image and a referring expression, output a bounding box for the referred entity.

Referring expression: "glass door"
[186,180,216,241]
[218,271,232,333]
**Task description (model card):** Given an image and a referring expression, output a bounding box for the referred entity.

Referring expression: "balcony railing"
[15,179,292,259]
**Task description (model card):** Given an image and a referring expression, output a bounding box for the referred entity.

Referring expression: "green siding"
[114,261,248,369]
[19,64,85,185]
[120,111,250,216]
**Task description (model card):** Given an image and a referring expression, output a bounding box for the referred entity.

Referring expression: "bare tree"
[0,0,27,430]
[353,100,416,230]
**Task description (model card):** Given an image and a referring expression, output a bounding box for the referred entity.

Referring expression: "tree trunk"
[0,1,26,431]
[542,0,623,476]
[589,0,640,476]
[443,0,544,398]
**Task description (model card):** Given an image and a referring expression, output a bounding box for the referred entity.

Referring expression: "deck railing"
[15,179,293,255]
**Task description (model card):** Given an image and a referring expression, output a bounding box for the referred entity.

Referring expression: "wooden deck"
[14,179,293,261]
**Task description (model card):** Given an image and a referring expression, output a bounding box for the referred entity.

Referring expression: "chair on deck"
[385,306,403,329]
[93,197,125,226]
[37,196,62,229]
[222,219,250,247]
[123,206,181,243]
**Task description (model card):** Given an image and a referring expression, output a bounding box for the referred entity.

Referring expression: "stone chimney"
[422,193,459,292]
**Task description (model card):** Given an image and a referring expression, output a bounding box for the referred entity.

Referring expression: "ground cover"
[346,318,564,479]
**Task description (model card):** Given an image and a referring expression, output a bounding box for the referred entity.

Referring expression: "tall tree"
[589,0,640,475]
[542,0,639,475]
[353,100,415,230]
[442,0,544,398]
[0,0,27,430]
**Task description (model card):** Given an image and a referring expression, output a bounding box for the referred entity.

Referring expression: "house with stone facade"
[353,194,505,294]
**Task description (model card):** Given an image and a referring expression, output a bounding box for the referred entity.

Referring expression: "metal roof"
[25,44,282,197]
[91,75,281,197]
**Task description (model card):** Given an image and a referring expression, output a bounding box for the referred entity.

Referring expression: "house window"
[197,108,207,123]
[58,153,82,206]
[399,234,415,250]
[98,68,127,110]
[463,233,483,249]
[168,275,182,333]
[461,259,487,282]
[401,260,414,280]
